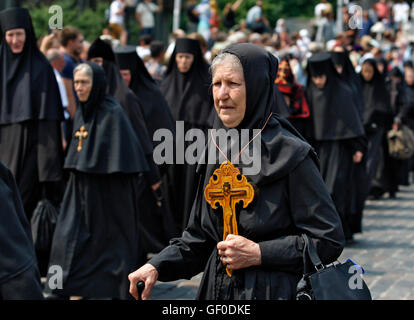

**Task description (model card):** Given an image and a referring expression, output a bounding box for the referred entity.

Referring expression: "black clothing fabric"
[160,38,214,230]
[331,50,364,118]
[359,59,393,129]
[0,7,63,124]
[306,53,365,141]
[0,161,43,300]
[88,38,160,184]
[148,44,345,300]
[114,45,180,252]
[0,8,64,221]
[160,38,214,129]
[114,45,175,148]
[223,9,236,30]
[306,53,366,241]
[47,62,149,299]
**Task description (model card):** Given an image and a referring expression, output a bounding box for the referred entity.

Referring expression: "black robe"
[47,62,149,299]
[360,59,393,202]
[0,161,43,300]
[148,44,344,300]
[88,39,178,255]
[160,38,215,231]
[114,46,180,250]
[0,8,64,220]
[306,53,366,241]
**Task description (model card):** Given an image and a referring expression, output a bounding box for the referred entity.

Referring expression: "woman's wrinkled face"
[212,61,246,129]
[5,28,26,54]
[74,70,93,102]
[120,69,131,87]
[311,74,327,89]
[361,63,375,82]
[176,53,194,73]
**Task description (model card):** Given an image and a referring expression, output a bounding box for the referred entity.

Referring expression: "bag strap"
[302,234,325,271]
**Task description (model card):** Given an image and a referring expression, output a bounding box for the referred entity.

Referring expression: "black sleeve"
[148,175,216,281]
[342,136,368,154]
[258,155,345,273]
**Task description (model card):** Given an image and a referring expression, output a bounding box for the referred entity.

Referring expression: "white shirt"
[246,6,262,25]
[109,1,125,25]
[54,69,70,120]
[315,3,327,18]
[393,2,410,23]
[136,46,151,60]
[136,2,159,28]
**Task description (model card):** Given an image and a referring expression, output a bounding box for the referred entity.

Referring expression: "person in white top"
[392,0,410,27]
[109,0,128,45]
[135,0,163,37]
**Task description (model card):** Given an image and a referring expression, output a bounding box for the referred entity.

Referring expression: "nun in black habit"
[0,8,64,220]
[87,39,178,256]
[46,62,149,299]
[0,161,44,300]
[128,44,345,301]
[160,38,215,231]
[306,53,366,244]
[358,59,393,203]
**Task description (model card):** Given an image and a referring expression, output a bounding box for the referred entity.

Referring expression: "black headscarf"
[330,50,364,119]
[359,59,393,127]
[201,43,314,187]
[306,53,365,141]
[64,62,149,174]
[114,45,175,146]
[0,7,63,124]
[87,38,155,163]
[160,38,214,129]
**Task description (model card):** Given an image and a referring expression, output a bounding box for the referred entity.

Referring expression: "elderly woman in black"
[128,44,344,300]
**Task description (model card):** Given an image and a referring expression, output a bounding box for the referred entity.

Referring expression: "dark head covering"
[87,37,116,63]
[202,43,314,186]
[0,7,63,124]
[330,50,364,118]
[359,59,392,127]
[87,38,155,167]
[114,45,175,146]
[160,38,214,129]
[275,58,310,119]
[64,62,149,174]
[306,53,365,141]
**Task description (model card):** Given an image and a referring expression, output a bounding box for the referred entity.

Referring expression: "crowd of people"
[2,0,414,300]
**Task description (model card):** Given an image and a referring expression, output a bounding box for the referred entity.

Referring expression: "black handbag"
[30,199,59,253]
[296,234,372,300]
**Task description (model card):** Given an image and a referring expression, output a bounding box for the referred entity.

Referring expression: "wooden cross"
[75,126,88,152]
[204,161,255,277]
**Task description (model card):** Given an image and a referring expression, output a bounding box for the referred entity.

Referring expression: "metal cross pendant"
[204,161,255,277]
[75,126,88,152]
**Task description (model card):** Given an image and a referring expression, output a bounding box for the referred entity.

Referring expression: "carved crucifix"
[75,126,88,152]
[204,161,255,277]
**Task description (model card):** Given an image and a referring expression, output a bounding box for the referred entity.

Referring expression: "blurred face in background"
[120,69,132,87]
[406,68,414,86]
[5,28,26,54]
[176,53,194,73]
[361,63,375,82]
[311,74,327,89]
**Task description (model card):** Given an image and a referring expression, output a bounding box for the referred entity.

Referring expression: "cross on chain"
[204,161,255,277]
[75,125,88,152]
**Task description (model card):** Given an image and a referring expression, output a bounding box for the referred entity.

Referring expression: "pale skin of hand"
[128,263,159,300]
[217,234,262,271]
